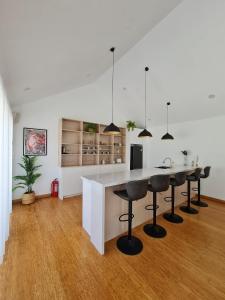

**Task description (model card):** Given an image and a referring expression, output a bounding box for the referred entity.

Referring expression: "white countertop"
[81,165,196,187]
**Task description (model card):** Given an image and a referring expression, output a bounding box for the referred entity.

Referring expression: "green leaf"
[15,182,26,186]
[12,185,26,192]
[13,175,27,181]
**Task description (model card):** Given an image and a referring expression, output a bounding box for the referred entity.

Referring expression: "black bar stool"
[143,175,170,238]
[114,179,148,255]
[180,168,202,214]
[163,172,187,223]
[191,166,211,207]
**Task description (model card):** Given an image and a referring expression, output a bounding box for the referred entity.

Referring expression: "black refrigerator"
[130,144,143,170]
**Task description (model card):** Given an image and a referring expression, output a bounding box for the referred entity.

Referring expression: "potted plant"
[126,120,136,131]
[13,156,42,205]
[85,122,97,133]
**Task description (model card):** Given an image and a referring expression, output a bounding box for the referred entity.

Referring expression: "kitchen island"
[81,166,196,254]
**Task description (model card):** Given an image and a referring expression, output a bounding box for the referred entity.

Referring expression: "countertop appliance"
[130,144,143,170]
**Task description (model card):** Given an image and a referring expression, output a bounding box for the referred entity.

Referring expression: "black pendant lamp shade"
[138,128,152,137]
[104,47,120,135]
[104,122,120,134]
[138,67,152,138]
[161,132,174,140]
[161,102,174,140]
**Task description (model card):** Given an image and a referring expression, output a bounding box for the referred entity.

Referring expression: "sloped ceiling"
[0,0,181,105]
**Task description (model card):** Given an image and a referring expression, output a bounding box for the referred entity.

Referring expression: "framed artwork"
[23,128,47,156]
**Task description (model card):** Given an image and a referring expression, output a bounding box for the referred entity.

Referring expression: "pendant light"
[161,102,174,140]
[138,67,152,138]
[104,47,120,135]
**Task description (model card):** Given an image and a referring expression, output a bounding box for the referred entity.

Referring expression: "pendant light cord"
[111,47,115,123]
[166,102,170,132]
[144,67,149,129]
[167,105,168,132]
[145,69,147,129]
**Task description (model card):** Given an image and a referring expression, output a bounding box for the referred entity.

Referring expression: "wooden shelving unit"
[59,119,126,167]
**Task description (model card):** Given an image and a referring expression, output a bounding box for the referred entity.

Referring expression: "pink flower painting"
[23,128,47,156]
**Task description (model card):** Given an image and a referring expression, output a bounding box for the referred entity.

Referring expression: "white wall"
[147,115,225,201]
[0,75,13,263]
[13,83,149,199]
[13,83,100,199]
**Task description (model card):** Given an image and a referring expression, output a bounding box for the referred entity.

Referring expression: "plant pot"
[22,192,35,205]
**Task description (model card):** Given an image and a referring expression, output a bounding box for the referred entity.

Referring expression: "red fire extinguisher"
[51,178,59,197]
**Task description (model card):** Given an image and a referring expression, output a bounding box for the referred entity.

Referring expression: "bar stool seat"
[114,190,129,200]
[114,179,148,255]
[144,175,170,238]
[185,175,196,181]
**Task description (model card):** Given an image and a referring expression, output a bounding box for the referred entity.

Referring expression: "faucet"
[163,157,172,168]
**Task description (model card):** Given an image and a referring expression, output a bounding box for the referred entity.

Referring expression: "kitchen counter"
[81,165,196,254]
[81,165,195,187]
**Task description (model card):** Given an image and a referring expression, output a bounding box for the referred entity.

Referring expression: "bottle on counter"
[196,155,199,167]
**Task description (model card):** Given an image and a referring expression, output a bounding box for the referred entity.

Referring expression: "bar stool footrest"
[181,191,188,196]
[192,187,198,192]
[145,204,159,211]
[164,196,172,202]
[119,213,134,222]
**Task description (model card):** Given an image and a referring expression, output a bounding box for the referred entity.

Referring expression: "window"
[0,76,12,263]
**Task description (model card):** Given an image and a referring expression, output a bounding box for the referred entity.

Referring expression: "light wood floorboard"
[0,196,225,300]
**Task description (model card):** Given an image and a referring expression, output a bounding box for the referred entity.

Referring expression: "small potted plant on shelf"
[126,120,136,131]
[85,122,97,133]
[13,156,42,205]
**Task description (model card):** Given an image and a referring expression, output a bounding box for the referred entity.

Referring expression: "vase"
[184,156,188,166]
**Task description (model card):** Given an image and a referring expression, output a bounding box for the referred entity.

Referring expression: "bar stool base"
[163,212,183,223]
[143,224,167,238]
[191,199,208,207]
[117,235,143,255]
[180,205,198,214]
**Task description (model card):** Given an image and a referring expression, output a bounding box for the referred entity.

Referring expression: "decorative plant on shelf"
[13,156,42,205]
[85,122,97,133]
[181,150,188,166]
[181,150,188,156]
[126,120,136,131]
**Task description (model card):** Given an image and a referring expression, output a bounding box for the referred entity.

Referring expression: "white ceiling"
[93,0,225,127]
[0,0,181,105]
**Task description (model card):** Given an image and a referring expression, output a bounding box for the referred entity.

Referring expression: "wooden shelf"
[83,131,98,134]
[99,133,114,136]
[62,129,81,133]
[62,143,81,145]
[60,118,126,167]
[62,164,80,167]
[62,153,80,155]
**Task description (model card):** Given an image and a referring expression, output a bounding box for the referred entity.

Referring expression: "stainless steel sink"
[155,166,171,169]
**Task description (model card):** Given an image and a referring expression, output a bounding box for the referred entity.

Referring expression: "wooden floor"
[0,197,225,300]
